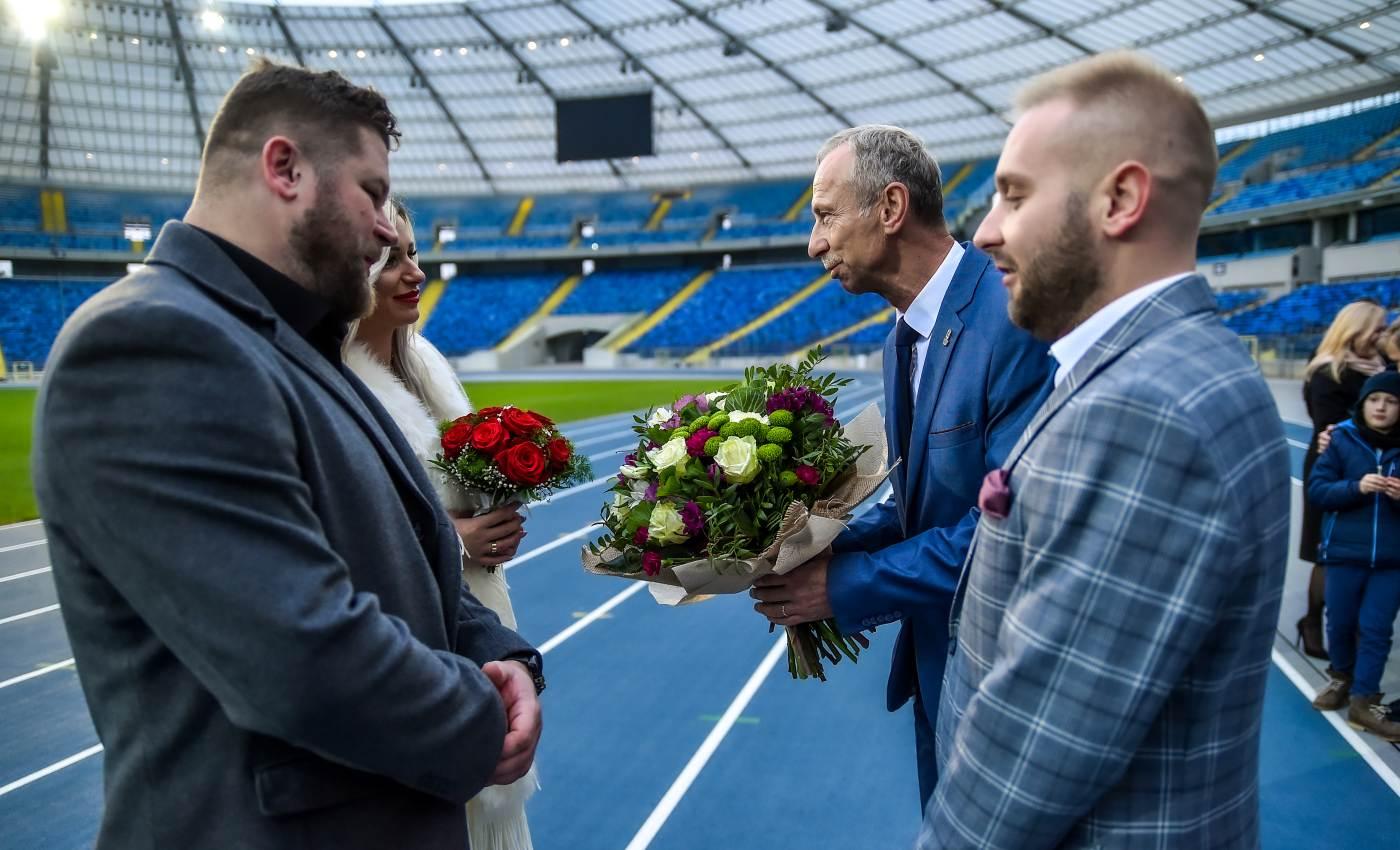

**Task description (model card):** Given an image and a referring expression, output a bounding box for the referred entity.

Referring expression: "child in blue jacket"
[1308,371,1400,741]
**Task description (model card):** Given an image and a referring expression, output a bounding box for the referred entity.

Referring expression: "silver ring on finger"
[780,603,788,618]
[490,541,499,555]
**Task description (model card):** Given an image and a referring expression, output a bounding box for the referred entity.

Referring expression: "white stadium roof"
[2,0,1398,195]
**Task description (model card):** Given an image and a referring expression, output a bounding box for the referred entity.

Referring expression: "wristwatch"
[511,653,546,696]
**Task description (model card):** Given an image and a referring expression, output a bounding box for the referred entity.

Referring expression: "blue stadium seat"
[1226,277,1400,337]
[556,268,700,315]
[624,263,820,354]
[714,279,884,356]
[421,273,564,354]
[0,277,112,367]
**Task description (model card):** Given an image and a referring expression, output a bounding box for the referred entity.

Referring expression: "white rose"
[714,435,760,484]
[728,410,770,426]
[609,491,631,520]
[618,464,648,480]
[648,501,690,545]
[629,478,652,501]
[646,437,689,472]
[647,406,674,427]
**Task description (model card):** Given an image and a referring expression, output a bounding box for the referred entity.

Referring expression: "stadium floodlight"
[9,0,63,42]
[200,9,225,32]
[0,260,13,278]
[581,259,595,276]
[579,223,596,239]
[440,263,458,280]
[124,223,153,243]
[436,225,457,243]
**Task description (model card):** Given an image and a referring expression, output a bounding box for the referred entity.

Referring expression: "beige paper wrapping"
[581,402,892,605]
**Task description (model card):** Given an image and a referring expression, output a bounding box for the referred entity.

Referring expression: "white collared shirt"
[1048,272,1193,386]
[896,241,965,406]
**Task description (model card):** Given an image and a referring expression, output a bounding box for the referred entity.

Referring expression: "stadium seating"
[556,268,700,315]
[421,273,563,355]
[714,279,885,356]
[1217,103,1400,184]
[1226,276,1400,337]
[623,263,822,355]
[1212,160,1395,215]
[1213,289,1267,314]
[0,277,111,367]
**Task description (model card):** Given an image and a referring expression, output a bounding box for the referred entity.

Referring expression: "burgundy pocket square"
[979,469,1012,520]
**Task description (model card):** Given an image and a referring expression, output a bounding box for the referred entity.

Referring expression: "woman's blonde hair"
[1305,300,1387,381]
[349,197,430,404]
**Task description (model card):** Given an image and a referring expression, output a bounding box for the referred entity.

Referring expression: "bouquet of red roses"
[431,405,593,515]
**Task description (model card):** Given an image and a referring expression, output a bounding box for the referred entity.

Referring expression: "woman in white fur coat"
[346,198,539,850]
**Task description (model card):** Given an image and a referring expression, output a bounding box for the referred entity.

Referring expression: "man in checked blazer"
[920,53,1289,849]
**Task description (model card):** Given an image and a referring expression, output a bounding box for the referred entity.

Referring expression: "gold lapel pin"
[942,329,952,346]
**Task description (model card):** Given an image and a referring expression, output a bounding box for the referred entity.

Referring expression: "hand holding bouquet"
[432,406,593,518]
[583,349,890,680]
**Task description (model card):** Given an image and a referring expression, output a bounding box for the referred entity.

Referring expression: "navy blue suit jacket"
[827,243,1051,723]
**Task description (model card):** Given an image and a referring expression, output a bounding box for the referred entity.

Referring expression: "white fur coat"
[344,336,537,849]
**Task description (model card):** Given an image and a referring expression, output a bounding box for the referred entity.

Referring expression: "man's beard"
[1005,194,1104,342]
[289,191,372,322]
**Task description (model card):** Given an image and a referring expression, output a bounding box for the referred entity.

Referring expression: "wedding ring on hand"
[780,603,788,619]
[490,541,499,555]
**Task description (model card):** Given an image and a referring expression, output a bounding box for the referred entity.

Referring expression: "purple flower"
[707,462,721,480]
[642,551,662,576]
[624,453,638,466]
[616,472,627,484]
[679,501,705,536]
[795,464,820,486]
[686,428,717,457]
[675,393,710,414]
[633,526,650,546]
[644,482,658,502]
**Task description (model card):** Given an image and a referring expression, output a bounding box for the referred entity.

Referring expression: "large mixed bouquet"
[431,405,593,517]
[583,349,890,680]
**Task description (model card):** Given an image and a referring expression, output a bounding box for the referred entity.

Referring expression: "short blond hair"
[1017,51,1217,215]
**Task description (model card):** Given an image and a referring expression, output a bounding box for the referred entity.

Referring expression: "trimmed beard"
[289,188,373,322]
[1006,193,1104,342]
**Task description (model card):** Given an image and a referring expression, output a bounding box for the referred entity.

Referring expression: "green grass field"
[0,378,731,525]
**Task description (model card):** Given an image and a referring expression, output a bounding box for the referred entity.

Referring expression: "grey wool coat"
[33,221,537,850]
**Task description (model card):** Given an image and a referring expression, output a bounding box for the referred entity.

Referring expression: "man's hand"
[482,660,541,786]
[749,548,833,626]
[1383,477,1400,500]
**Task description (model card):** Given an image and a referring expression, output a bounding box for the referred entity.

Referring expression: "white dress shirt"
[897,241,965,406]
[1048,272,1193,387]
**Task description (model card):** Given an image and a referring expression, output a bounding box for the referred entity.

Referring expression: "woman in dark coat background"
[1299,301,1388,658]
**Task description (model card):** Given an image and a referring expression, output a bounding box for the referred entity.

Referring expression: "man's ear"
[261,136,305,202]
[880,181,911,235]
[1097,161,1150,239]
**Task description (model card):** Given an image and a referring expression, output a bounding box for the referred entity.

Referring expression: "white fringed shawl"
[344,336,538,850]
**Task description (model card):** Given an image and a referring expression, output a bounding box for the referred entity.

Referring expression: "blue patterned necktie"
[894,317,919,463]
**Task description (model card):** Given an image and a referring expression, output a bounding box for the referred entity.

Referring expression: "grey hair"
[816,125,945,228]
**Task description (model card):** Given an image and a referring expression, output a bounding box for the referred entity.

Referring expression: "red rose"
[477,406,505,419]
[497,442,549,487]
[795,464,821,486]
[469,421,509,454]
[546,437,572,468]
[502,407,547,437]
[441,422,474,460]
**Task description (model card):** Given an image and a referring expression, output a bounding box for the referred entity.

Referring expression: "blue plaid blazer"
[920,276,1290,849]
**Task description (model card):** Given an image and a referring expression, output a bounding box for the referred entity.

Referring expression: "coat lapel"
[1001,274,1219,472]
[899,246,984,503]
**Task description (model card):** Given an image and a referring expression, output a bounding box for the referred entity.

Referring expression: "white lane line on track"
[0,658,75,690]
[505,525,600,571]
[0,567,51,584]
[623,634,789,850]
[1271,648,1400,797]
[0,540,46,554]
[538,583,647,655]
[0,745,104,798]
[0,604,60,626]
[0,519,43,531]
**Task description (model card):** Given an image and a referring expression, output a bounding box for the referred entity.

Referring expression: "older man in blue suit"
[751,125,1051,810]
